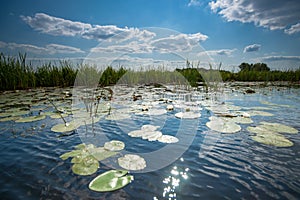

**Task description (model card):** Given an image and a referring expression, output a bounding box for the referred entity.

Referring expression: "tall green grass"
[0,53,299,91]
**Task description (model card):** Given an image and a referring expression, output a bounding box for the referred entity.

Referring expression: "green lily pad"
[142,131,163,141]
[251,133,293,147]
[90,147,118,161]
[175,112,201,119]
[0,116,21,122]
[118,154,146,170]
[51,121,80,133]
[206,116,241,133]
[49,113,68,119]
[232,116,253,124]
[260,121,298,134]
[15,115,46,123]
[60,150,82,160]
[141,124,159,131]
[157,135,179,143]
[128,130,144,137]
[104,140,125,151]
[72,159,99,176]
[88,170,134,192]
[10,110,30,116]
[247,110,274,117]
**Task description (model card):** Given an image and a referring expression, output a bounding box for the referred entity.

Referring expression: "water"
[0,86,300,199]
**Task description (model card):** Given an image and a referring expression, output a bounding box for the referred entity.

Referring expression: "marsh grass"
[0,53,299,91]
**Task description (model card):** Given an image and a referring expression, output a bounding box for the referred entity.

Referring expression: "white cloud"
[46,44,84,54]
[209,0,300,34]
[151,33,208,52]
[21,13,91,37]
[21,13,156,41]
[243,44,261,53]
[90,41,152,54]
[284,23,300,35]
[199,48,237,56]
[261,55,300,62]
[0,41,84,54]
[188,0,203,7]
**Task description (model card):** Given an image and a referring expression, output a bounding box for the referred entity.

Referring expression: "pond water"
[0,85,300,199]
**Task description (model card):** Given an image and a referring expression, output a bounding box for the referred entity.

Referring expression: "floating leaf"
[142,131,163,141]
[104,140,125,151]
[90,147,118,161]
[157,135,179,143]
[232,116,253,124]
[49,113,68,119]
[251,133,293,147]
[0,116,21,122]
[175,112,200,119]
[206,116,241,133]
[260,121,298,134]
[247,110,274,117]
[128,130,144,137]
[72,159,99,175]
[60,150,82,160]
[15,115,46,123]
[89,170,134,192]
[51,121,80,133]
[118,154,146,170]
[141,124,159,131]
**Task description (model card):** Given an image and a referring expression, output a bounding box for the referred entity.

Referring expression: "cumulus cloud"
[151,33,208,52]
[243,44,261,53]
[0,41,84,54]
[209,0,300,34]
[21,13,156,41]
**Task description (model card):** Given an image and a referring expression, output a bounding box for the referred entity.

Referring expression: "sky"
[0,0,300,71]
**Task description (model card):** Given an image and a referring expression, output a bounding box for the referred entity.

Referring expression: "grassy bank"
[1,53,299,91]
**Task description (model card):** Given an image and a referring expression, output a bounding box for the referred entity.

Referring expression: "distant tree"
[239,62,270,72]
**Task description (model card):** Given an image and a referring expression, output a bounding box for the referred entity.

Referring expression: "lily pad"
[141,131,163,141]
[175,112,201,119]
[128,130,145,137]
[206,116,241,133]
[72,158,99,176]
[104,140,125,151]
[118,154,146,170]
[15,115,46,123]
[141,124,159,131]
[90,147,118,161]
[0,116,21,122]
[232,116,253,124]
[247,110,274,117]
[49,113,68,119]
[251,133,293,147]
[260,121,298,134]
[60,150,82,160]
[51,121,80,133]
[157,135,179,143]
[89,170,134,192]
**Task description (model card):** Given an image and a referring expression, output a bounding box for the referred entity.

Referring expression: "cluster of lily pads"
[202,97,299,147]
[128,124,179,143]
[59,141,148,192]
[247,122,298,147]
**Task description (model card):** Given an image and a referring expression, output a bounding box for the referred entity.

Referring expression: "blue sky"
[0,0,300,71]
